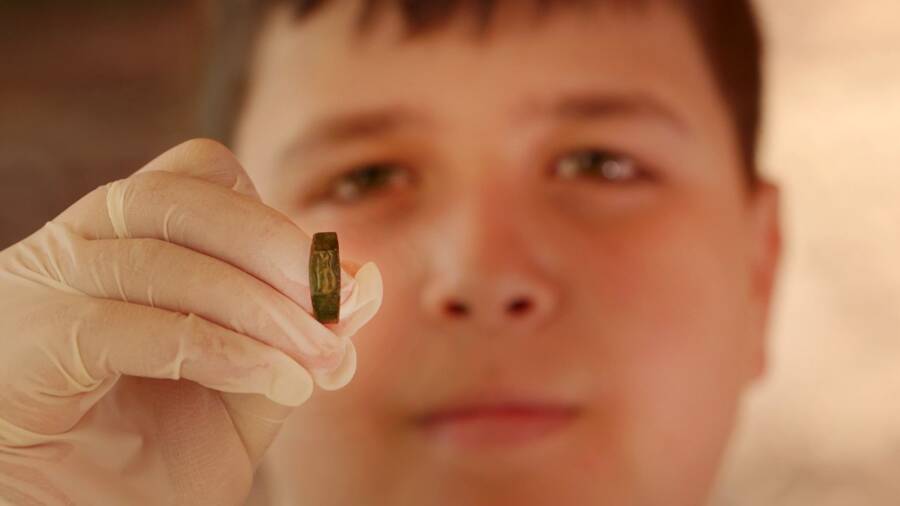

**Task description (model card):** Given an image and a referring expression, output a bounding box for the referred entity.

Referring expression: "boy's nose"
[423,213,559,334]
[423,268,557,333]
[442,291,533,319]
[421,179,559,333]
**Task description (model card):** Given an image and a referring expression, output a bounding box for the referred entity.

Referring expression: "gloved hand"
[0,139,383,505]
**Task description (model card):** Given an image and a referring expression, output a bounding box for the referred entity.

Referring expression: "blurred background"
[2,1,899,504]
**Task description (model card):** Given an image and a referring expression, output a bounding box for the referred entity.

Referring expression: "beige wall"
[714,1,900,504]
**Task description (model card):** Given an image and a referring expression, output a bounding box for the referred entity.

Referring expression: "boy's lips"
[414,393,582,449]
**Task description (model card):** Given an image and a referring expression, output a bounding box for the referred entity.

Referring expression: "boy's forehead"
[258,2,708,87]
[245,0,733,168]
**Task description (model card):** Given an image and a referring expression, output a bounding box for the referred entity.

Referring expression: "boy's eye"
[552,149,643,183]
[327,163,411,203]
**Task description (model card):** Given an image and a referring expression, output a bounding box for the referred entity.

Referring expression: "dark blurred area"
[0,0,220,247]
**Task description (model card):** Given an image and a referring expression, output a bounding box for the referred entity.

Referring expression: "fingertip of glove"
[269,361,315,407]
[346,261,383,312]
[311,340,358,391]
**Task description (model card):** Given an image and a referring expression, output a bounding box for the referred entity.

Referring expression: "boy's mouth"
[414,396,582,450]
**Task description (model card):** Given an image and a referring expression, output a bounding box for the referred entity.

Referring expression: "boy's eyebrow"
[281,107,429,161]
[515,90,688,132]
[282,92,686,161]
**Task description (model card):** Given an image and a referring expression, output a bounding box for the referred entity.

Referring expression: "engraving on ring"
[314,250,339,293]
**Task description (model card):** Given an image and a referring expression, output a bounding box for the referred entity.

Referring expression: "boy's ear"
[749,180,782,307]
[746,179,782,380]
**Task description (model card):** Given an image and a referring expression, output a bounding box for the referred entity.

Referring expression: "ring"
[309,232,341,323]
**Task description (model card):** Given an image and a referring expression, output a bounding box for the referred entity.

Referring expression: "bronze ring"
[309,232,340,323]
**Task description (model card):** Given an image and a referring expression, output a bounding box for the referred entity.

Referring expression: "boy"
[0,0,781,504]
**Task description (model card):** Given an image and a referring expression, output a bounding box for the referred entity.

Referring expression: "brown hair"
[207,0,764,186]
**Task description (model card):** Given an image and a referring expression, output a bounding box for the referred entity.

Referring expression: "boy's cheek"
[584,235,752,424]
[608,309,748,498]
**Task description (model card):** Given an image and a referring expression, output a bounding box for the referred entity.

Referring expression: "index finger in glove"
[53,139,355,317]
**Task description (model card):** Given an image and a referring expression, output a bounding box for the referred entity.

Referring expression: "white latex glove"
[0,139,383,505]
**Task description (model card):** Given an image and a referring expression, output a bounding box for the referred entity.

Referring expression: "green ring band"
[309,231,341,323]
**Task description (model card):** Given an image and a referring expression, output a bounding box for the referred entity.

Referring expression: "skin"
[233,1,782,504]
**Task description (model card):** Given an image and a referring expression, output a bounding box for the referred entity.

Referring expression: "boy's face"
[234,1,780,504]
